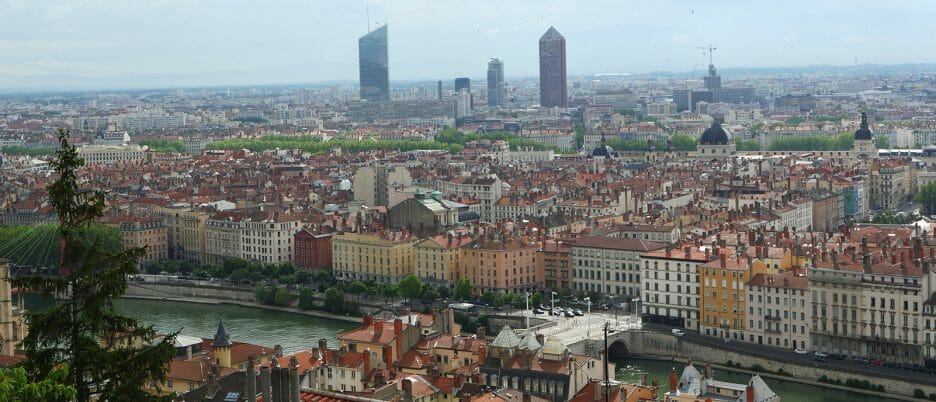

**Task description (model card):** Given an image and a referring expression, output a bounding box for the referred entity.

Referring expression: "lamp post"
[632,298,641,329]
[584,297,592,337]
[525,292,530,330]
[551,291,557,316]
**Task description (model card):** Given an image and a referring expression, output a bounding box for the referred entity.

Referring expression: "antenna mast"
[366,4,370,31]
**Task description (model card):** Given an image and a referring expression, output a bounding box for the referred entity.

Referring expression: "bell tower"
[0,259,25,356]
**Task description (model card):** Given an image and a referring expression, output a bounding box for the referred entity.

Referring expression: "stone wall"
[126,282,255,302]
[574,331,935,399]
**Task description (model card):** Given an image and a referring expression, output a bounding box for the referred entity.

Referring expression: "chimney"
[668,368,678,392]
[363,350,372,381]
[720,253,727,268]
[477,343,487,363]
[746,382,755,402]
[383,346,393,370]
[363,315,374,326]
[684,246,691,258]
[318,338,327,352]
[260,365,272,402]
[403,378,414,402]
[274,344,284,358]
[247,355,257,401]
[394,319,404,361]
[289,366,300,402]
[375,370,386,386]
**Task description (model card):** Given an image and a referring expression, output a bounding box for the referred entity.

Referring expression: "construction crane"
[697,44,717,65]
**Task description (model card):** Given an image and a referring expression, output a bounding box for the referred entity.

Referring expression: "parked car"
[814,356,828,363]
[829,353,846,360]
[533,308,545,314]
[793,348,808,355]
[573,309,584,316]
[671,329,685,337]
[899,363,915,370]
[564,311,575,317]
[870,359,884,367]
[813,351,828,358]
[855,358,870,364]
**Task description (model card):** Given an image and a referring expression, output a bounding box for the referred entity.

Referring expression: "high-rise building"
[358,24,389,101]
[538,27,567,108]
[486,58,505,108]
[455,77,471,109]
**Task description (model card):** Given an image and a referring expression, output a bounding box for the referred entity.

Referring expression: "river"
[24,296,900,401]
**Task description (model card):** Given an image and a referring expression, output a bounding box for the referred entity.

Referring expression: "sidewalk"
[122,294,364,324]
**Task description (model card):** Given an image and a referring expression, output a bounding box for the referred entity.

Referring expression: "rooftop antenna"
[697,44,717,66]
[366,4,370,31]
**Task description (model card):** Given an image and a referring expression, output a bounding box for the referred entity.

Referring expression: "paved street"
[643,323,936,386]
[506,308,641,345]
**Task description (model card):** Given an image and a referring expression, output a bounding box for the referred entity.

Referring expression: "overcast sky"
[3,0,936,90]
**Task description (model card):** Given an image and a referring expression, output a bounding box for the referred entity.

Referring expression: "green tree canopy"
[138,139,185,153]
[12,129,176,401]
[323,287,346,314]
[530,292,543,308]
[768,132,854,151]
[0,365,76,402]
[398,274,423,305]
[916,183,936,216]
[454,277,472,301]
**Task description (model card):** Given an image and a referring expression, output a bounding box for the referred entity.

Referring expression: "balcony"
[766,328,781,334]
[765,315,781,321]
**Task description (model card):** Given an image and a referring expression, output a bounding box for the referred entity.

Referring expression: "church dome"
[854,112,873,140]
[699,121,730,145]
[590,144,618,158]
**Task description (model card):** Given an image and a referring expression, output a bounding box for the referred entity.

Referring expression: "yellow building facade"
[333,232,417,284]
[699,253,767,340]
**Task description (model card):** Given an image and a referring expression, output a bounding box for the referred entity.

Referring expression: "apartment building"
[745,270,810,351]
[332,232,417,284]
[77,144,148,165]
[109,215,168,268]
[640,246,709,331]
[571,236,666,301]
[431,176,503,221]
[538,241,572,290]
[810,242,926,364]
[294,230,333,270]
[699,253,768,340]
[413,234,472,286]
[460,235,540,294]
[204,209,302,265]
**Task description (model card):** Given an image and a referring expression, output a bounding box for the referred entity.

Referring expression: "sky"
[3,0,936,90]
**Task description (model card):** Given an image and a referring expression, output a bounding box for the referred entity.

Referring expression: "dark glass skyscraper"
[486,58,505,108]
[538,27,567,108]
[358,24,389,101]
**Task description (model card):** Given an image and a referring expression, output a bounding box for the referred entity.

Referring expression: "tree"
[323,287,346,314]
[0,365,76,402]
[298,288,316,310]
[736,140,760,151]
[347,281,368,301]
[273,287,295,306]
[12,129,176,401]
[481,291,501,307]
[669,134,697,151]
[381,284,398,305]
[875,136,890,149]
[530,292,543,308]
[917,183,936,215]
[398,274,423,306]
[437,285,451,299]
[421,288,440,302]
[454,277,472,301]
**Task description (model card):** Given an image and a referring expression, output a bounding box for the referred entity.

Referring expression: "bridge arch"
[608,339,629,358]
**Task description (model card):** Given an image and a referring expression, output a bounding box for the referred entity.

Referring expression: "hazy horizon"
[4,0,936,90]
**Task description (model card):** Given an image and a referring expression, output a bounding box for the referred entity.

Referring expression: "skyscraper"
[538,27,567,108]
[455,77,472,109]
[487,58,505,108]
[358,24,389,101]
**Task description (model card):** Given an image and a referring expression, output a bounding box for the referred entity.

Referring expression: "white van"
[671,329,685,337]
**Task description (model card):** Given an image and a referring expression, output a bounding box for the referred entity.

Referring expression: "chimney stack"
[403,377,414,402]
[394,319,404,360]
[260,365,272,402]
[668,368,678,392]
[247,355,257,401]
[746,382,755,402]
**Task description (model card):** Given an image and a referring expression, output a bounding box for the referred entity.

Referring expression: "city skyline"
[5,1,936,90]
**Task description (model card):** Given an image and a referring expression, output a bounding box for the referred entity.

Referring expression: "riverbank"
[121,294,364,324]
[638,354,911,402]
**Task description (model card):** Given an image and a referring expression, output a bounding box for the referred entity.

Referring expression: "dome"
[590,144,618,158]
[699,121,730,145]
[854,112,873,140]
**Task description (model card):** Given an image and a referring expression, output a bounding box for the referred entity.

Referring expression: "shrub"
[750,364,764,372]
[726,360,734,368]
[914,389,926,399]
[928,393,936,401]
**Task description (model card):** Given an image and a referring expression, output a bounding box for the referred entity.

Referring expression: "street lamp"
[584,297,592,337]
[525,292,530,330]
[632,298,641,329]
[551,291,557,315]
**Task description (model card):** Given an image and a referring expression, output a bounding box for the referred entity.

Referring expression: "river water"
[23,296,901,401]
